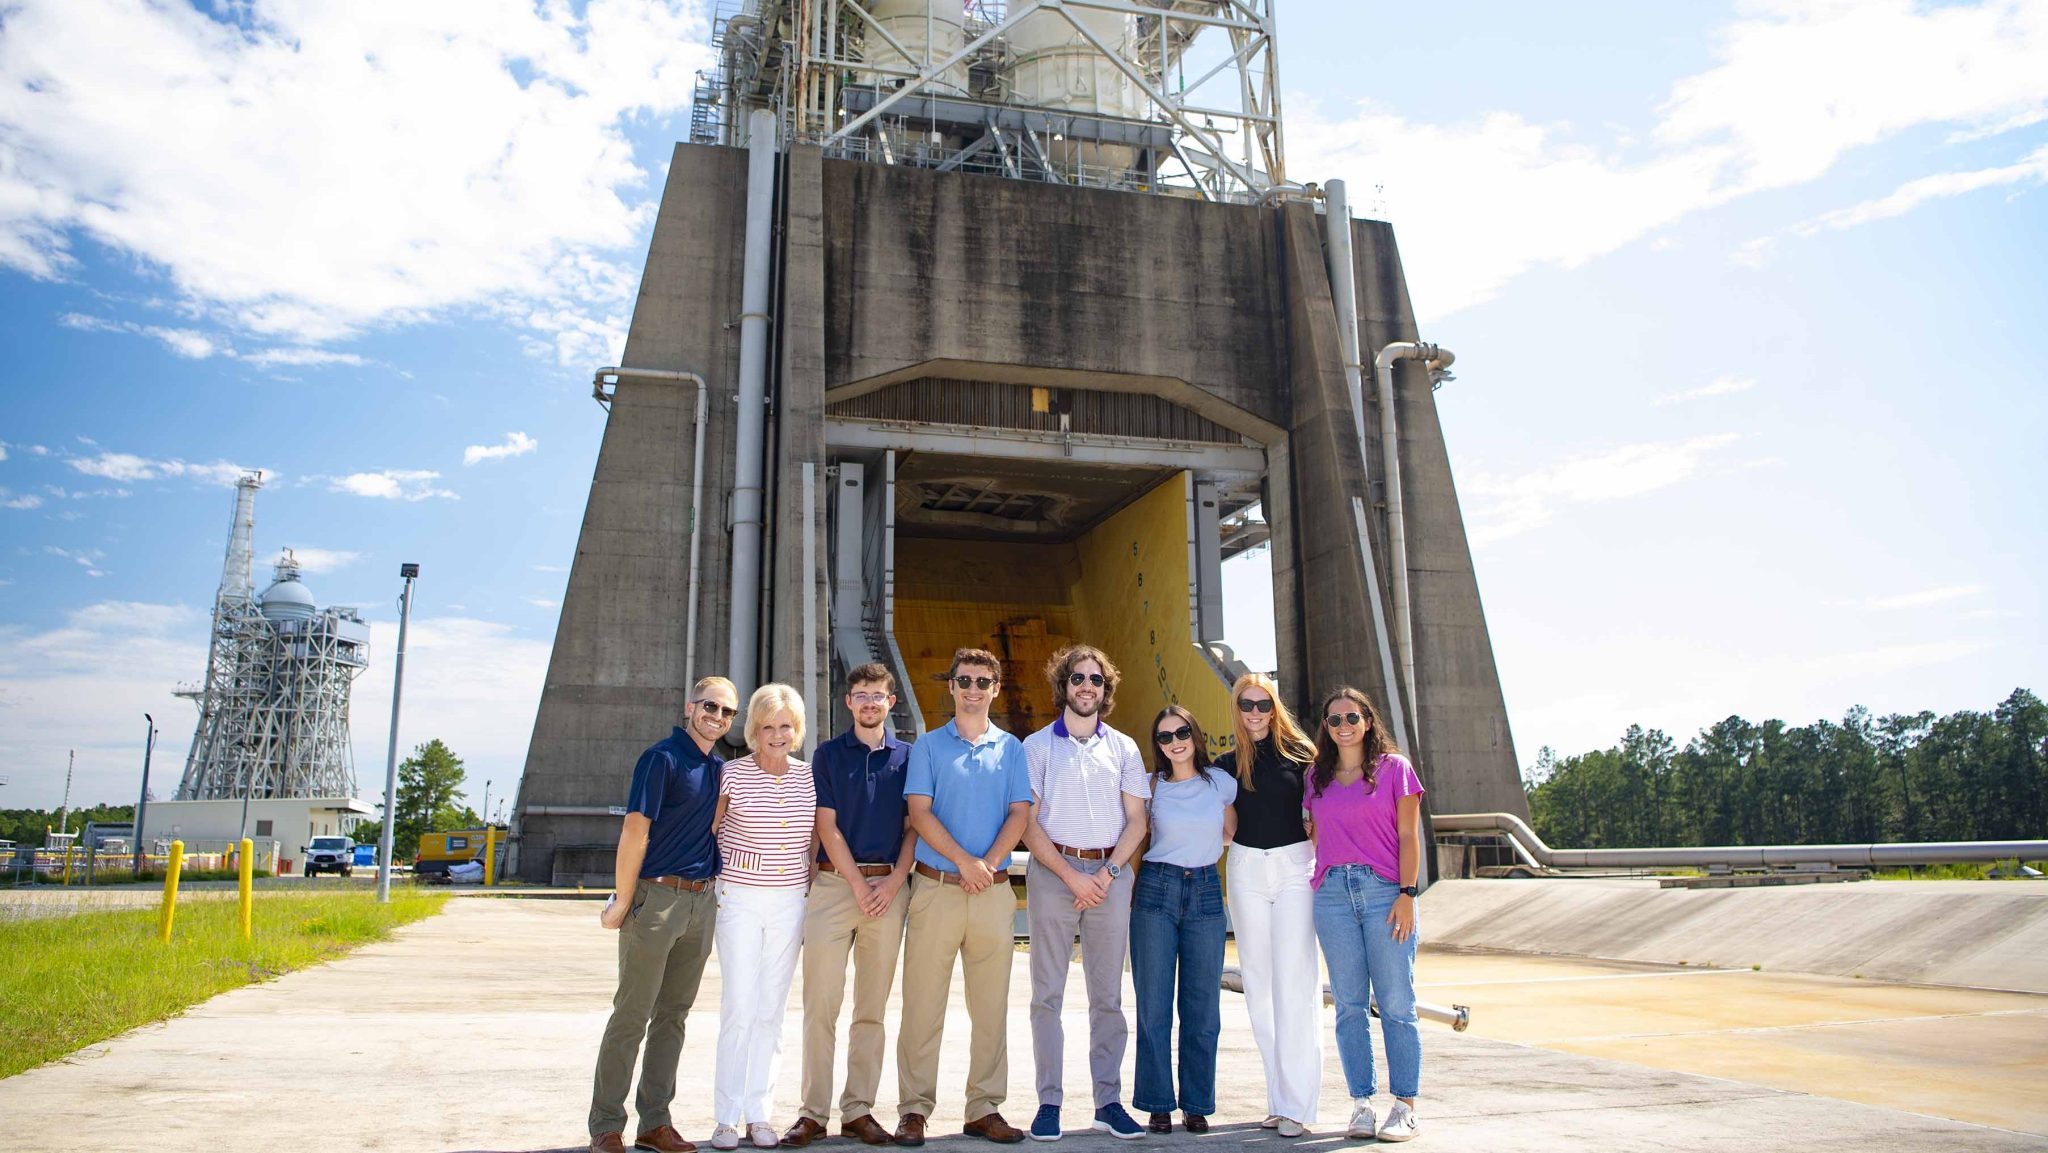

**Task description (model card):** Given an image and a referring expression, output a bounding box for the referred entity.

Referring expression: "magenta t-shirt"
[1302,753,1425,889]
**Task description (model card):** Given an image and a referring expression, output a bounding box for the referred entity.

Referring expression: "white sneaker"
[1260,1116,1282,1130]
[748,1123,779,1149]
[1276,1118,1307,1138]
[710,1126,740,1150]
[1379,1102,1419,1143]
[1346,1102,1377,1140]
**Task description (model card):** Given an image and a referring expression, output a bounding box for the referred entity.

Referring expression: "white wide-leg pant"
[1225,840,1324,1124]
[714,881,808,1126]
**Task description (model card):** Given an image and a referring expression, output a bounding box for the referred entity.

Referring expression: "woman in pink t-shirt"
[1301,687,1425,1143]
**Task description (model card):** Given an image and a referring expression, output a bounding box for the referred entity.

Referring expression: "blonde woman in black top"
[1213,672,1322,1136]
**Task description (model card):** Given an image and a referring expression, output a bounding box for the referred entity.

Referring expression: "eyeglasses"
[694,700,738,720]
[1237,697,1275,714]
[1067,672,1106,687]
[1153,725,1194,745]
[951,675,997,691]
[1325,711,1366,728]
[848,692,891,705]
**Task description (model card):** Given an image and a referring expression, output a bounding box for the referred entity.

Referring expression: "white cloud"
[326,469,458,502]
[530,564,570,573]
[1,1,711,364]
[240,347,368,369]
[1793,144,2048,235]
[2,491,42,510]
[43,545,109,577]
[1462,433,1742,544]
[1289,0,2048,317]
[59,311,227,358]
[1654,375,1757,406]
[67,451,259,486]
[1846,585,1984,612]
[464,431,539,466]
[276,547,362,575]
[526,597,562,609]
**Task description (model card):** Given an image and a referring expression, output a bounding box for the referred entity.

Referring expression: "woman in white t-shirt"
[1130,705,1237,1135]
[708,683,818,1150]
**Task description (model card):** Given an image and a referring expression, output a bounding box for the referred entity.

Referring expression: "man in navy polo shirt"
[783,663,918,1148]
[587,674,737,1153]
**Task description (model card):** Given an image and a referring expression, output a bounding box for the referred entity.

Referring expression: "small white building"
[138,796,375,868]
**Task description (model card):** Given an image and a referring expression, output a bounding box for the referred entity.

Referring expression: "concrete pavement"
[2,896,2042,1152]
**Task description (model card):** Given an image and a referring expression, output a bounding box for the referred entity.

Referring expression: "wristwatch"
[1398,884,1420,898]
[1105,862,1122,879]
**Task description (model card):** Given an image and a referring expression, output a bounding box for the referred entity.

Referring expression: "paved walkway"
[2,898,2042,1152]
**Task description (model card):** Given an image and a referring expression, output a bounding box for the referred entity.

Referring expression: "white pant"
[714,881,808,1125]
[1226,840,1324,1123]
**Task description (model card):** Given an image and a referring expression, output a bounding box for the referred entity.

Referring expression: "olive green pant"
[589,882,718,1139]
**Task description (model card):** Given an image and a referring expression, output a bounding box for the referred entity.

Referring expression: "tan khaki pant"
[799,870,910,1124]
[895,874,1016,1122]
[588,882,718,1139]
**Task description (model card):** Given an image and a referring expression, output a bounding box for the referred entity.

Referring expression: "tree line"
[1522,688,2047,849]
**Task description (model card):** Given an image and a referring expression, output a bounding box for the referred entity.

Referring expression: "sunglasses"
[1153,725,1194,745]
[1325,711,1367,728]
[1067,671,1106,687]
[1236,697,1275,714]
[951,675,998,691]
[694,700,738,720]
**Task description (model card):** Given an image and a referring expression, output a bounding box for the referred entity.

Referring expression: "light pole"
[134,715,156,877]
[481,779,491,829]
[375,562,419,904]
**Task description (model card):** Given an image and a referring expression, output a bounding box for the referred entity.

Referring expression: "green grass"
[1870,860,2046,881]
[0,890,446,1078]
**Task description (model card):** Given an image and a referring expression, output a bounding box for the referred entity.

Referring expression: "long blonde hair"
[1228,672,1316,791]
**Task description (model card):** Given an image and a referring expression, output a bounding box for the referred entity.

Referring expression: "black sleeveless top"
[1215,737,1309,850]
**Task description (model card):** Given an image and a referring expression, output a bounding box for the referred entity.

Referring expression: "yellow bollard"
[62,841,74,887]
[159,840,185,943]
[483,826,497,887]
[238,837,254,940]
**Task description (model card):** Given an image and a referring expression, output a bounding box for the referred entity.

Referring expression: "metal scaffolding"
[693,0,1286,202]
[175,474,370,802]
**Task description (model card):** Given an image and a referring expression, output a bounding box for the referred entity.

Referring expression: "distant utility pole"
[134,715,157,876]
[58,750,74,835]
[481,779,491,828]
[376,562,419,904]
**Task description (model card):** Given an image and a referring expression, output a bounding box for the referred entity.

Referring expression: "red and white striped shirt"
[718,754,816,888]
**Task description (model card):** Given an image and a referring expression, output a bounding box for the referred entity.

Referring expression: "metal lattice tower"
[694,0,1286,201]
[175,476,371,801]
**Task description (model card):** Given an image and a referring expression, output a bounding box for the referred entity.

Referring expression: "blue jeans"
[1129,863,1227,1115]
[1312,864,1420,1100]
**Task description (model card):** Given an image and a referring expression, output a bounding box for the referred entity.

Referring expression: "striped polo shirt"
[1023,715,1149,850]
[718,754,817,888]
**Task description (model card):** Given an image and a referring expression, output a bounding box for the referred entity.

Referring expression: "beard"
[1067,696,1102,718]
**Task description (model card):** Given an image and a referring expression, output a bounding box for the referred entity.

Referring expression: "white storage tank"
[1007,6,1141,172]
[859,0,970,97]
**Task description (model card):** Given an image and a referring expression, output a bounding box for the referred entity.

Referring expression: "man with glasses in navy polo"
[587,675,738,1153]
[1020,645,1150,1141]
[782,663,918,1149]
[894,647,1034,1147]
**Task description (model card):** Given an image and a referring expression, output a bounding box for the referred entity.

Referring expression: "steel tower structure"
[175,475,370,801]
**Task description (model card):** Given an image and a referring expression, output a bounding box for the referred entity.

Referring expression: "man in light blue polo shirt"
[894,647,1033,1147]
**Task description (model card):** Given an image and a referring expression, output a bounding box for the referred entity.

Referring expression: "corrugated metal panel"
[828,378,1241,444]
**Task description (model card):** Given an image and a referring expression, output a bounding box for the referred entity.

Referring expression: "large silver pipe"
[1223,966,1470,1031]
[729,107,779,701]
[594,368,709,687]
[1374,340,1454,747]
[1323,180,1416,750]
[1434,811,2048,870]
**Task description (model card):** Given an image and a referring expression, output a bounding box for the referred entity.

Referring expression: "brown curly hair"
[1047,644,1120,717]
[1308,686,1401,799]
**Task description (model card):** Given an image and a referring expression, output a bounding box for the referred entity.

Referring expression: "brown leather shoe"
[1182,1114,1209,1134]
[841,1115,894,1146]
[636,1125,698,1152]
[782,1119,827,1148]
[591,1134,628,1153]
[1147,1113,1173,1134]
[962,1113,1025,1144]
[892,1114,926,1148]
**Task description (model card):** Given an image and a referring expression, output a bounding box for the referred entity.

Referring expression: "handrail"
[1433,811,2048,870]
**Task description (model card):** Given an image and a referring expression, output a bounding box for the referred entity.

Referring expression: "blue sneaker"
[1092,1104,1145,1140]
[1030,1105,1062,1142]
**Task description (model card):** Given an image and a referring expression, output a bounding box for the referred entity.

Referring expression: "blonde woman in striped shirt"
[709,683,819,1150]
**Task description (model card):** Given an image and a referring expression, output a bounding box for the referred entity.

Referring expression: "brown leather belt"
[1052,842,1112,860]
[913,861,1010,885]
[648,874,712,892]
[824,861,894,879]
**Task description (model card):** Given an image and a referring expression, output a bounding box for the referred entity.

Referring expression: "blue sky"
[2,0,2043,814]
